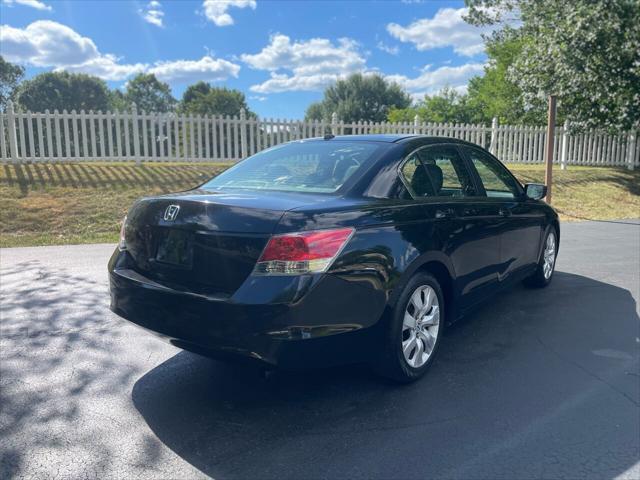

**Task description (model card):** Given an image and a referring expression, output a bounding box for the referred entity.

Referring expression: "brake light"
[118,216,127,251]
[254,228,354,275]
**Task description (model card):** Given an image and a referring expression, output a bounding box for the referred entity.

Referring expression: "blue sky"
[0,0,494,118]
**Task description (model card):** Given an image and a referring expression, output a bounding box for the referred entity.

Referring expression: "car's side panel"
[458,145,548,281]
[441,200,502,308]
[277,197,502,324]
[497,198,547,278]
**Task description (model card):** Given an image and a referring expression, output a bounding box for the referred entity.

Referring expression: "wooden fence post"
[131,103,141,165]
[239,108,247,158]
[331,112,338,135]
[489,117,498,155]
[627,130,637,171]
[560,120,569,170]
[6,101,19,162]
[414,115,420,134]
[544,95,557,204]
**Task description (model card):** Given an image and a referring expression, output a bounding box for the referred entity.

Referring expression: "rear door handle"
[499,207,512,217]
[463,207,479,216]
[435,208,456,219]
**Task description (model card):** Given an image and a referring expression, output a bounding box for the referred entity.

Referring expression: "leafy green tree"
[181,81,210,105]
[108,89,129,112]
[389,87,478,124]
[306,73,412,123]
[122,73,175,113]
[180,82,254,117]
[465,0,640,132]
[14,71,111,112]
[0,56,24,111]
[465,30,548,125]
[304,102,327,121]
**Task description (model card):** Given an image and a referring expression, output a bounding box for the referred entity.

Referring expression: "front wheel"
[524,228,558,288]
[373,272,444,383]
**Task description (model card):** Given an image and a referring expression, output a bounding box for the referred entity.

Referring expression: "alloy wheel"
[543,232,556,279]
[402,285,440,368]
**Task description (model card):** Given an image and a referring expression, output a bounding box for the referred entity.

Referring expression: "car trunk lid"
[124,190,295,295]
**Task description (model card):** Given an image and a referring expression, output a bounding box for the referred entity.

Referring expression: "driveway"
[1,220,639,479]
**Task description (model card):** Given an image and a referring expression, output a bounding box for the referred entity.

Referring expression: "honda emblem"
[164,204,180,221]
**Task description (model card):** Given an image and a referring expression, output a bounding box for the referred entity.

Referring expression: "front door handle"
[435,208,456,219]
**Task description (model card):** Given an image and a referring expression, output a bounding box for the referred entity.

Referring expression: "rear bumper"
[109,249,386,368]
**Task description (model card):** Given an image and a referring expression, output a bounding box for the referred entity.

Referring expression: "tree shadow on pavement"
[131,271,640,480]
[0,257,164,479]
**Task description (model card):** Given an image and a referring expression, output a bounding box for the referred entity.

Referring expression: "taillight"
[254,227,354,275]
[118,216,127,251]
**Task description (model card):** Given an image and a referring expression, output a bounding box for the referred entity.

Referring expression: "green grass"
[0,162,228,248]
[1,161,638,248]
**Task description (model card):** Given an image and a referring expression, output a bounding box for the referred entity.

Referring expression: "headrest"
[424,163,443,194]
[410,164,435,197]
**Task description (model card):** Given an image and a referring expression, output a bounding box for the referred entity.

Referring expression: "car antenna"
[324,134,335,140]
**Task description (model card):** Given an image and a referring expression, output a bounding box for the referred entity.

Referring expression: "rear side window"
[466,148,522,199]
[202,141,382,194]
[400,145,475,198]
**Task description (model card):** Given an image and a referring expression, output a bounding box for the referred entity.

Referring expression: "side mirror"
[524,183,547,200]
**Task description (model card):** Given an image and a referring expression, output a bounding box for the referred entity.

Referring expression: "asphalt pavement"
[1,220,639,479]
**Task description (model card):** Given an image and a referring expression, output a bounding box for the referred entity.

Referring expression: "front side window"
[400,145,475,198]
[466,148,522,199]
[202,141,382,194]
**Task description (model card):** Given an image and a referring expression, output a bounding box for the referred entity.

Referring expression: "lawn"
[1,162,638,248]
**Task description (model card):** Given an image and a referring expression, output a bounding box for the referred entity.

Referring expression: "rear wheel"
[524,228,558,288]
[373,272,444,383]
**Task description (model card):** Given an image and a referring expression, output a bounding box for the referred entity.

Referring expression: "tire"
[373,272,444,383]
[524,227,558,288]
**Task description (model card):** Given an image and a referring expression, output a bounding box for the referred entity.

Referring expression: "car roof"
[303,134,480,146]
[327,134,416,143]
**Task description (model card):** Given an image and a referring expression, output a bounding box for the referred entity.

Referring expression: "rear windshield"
[202,141,382,193]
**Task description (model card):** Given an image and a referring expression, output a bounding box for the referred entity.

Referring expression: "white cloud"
[149,56,240,84]
[386,63,485,97]
[61,56,146,81]
[241,34,366,93]
[140,1,164,27]
[249,95,267,102]
[248,73,346,94]
[0,20,240,84]
[2,0,52,11]
[1,21,101,67]
[387,7,494,57]
[0,21,145,80]
[201,0,256,27]
[376,41,399,55]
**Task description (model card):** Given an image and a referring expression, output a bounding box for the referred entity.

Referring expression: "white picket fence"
[0,103,638,169]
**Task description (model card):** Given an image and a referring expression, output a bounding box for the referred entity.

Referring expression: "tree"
[180,82,254,117]
[14,71,111,112]
[465,30,549,125]
[181,81,210,105]
[304,102,327,121]
[464,0,640,132]
[122,73,175,113]
[0,56,24,111]
[389,87,478,124]
[108,89,129,112]
[306,73,412,123]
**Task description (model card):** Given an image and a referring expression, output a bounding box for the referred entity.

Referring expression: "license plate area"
[154,229,193,268]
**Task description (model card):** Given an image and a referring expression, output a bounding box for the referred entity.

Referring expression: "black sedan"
[109,134,559,382]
